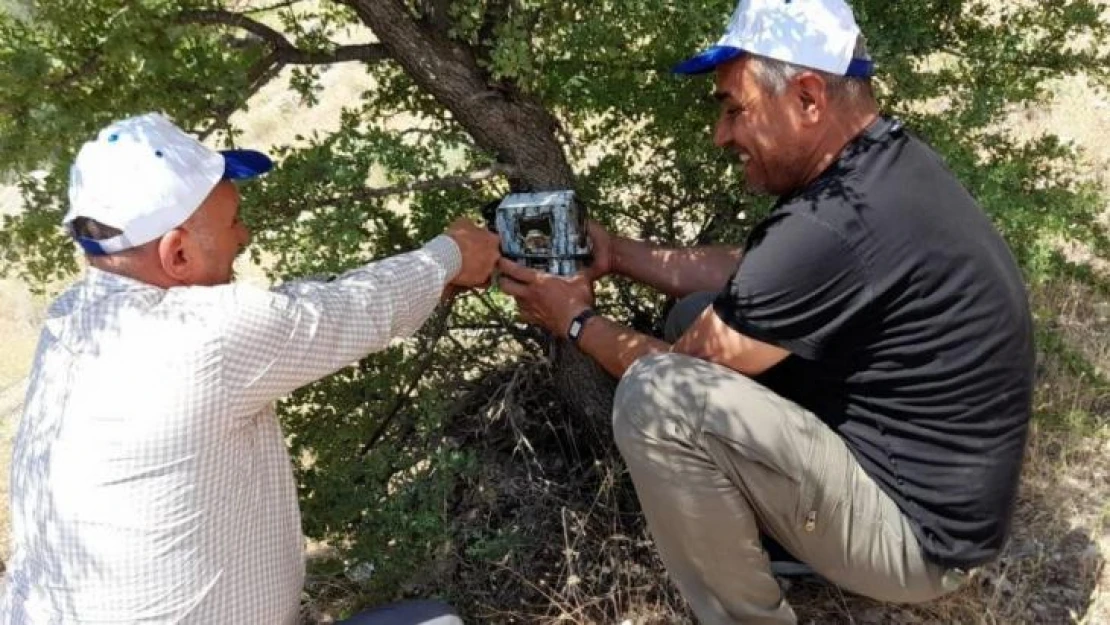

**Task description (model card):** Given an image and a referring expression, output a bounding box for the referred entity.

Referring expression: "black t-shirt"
[714,116,1035,569]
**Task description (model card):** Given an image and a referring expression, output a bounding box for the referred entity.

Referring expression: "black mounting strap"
[502,251,594,262]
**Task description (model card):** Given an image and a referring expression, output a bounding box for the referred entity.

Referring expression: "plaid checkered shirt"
[1,236,461,624]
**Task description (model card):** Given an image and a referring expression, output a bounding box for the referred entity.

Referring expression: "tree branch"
[339,0,577,190]
[419,0,453,34]
[281,43,391,65]
[197,50,284,141]
[178,8,391,139]
[54,54,103,90]
[476,0,512,65]
[179,9,390,66]
[241,0,307,15]
[346,164,516,202]
[180,9,291,46]
[472,292,545,352]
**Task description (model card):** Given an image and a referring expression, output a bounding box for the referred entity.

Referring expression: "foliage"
[2,0,1109,618]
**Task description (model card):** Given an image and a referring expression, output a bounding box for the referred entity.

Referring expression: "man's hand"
[498,258,595,338]
[584,220,614,282]
[446,217,502,288]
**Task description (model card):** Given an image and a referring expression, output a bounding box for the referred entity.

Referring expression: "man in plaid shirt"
[1,113,497,624]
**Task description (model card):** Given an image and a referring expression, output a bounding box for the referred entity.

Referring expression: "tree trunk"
[350,0,617,422]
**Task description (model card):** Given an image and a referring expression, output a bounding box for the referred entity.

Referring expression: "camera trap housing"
[494,191,591,277]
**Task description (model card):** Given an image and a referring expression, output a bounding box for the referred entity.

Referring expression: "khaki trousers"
[613,348,958,625]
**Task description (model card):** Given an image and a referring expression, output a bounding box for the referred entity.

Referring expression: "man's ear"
[794,72,828,125]
[157,228,192,283]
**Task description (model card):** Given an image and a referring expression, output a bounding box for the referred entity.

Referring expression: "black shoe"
[769,560,817,578]
[761,534,817,578]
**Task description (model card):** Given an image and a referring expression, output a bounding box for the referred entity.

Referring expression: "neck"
[797,104,880,190]
[87,248,178,289]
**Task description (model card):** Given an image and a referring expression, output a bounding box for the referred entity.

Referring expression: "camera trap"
[494,191,591,276]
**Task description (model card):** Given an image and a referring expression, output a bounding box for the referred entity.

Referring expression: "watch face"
[569,320,583,338]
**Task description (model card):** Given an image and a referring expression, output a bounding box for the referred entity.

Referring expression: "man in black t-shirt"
[498,0,1034,622]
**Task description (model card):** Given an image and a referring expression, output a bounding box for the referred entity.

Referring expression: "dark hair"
[70,217,123,241]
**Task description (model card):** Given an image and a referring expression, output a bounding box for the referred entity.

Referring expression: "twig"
[291,165,515,217]
[347,164,516,202]
[356,303,452,457]
[54,55,102,90]
[240,0,305,15]
[179,9,390,65]
[473,291,545,352]
[198,51,283,141]
[179,8,390,140]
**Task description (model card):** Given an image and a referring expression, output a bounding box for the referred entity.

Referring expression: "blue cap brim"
[221,149,273,180]
[673,45,745,75]
[844,58,875,78]
[674,47,876,78]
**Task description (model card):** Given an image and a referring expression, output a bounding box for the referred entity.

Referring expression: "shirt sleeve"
[218,235,462,411]
[713,210,871,361]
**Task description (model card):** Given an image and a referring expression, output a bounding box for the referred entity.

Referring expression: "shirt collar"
[44,267,164,339]
[79,266,164,302]
[775,115,903,207]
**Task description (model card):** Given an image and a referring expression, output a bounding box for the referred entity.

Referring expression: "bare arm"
[593,224,740,298]
[497,258,787,380]
[576,314,670,378]
[575,299,787,379]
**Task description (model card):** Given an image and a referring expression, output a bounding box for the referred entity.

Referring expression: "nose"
[713,113,732,149]
[238,222,251,249]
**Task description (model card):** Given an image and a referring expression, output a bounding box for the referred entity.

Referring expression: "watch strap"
[567,308,598,342]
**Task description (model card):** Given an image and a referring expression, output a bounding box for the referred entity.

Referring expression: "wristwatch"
[567,308,598,342]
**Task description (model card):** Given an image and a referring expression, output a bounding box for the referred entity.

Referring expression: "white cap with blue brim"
[673,0,873,78]
[64,112,273,256]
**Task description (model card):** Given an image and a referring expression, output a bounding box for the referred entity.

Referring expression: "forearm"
[277,235,460,342]
[577,315,670,378]
[610,236,741,298]
[227,236,461,404]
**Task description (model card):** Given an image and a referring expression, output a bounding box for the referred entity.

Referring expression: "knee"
[612,352,705,448]
[614,353,786,460]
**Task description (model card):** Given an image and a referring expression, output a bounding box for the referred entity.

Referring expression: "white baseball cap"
[674,0,873,77]
[64,112,273,255]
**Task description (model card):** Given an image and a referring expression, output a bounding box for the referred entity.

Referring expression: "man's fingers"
[497,257,536,284]
[517,308,539,326]
[498,274,528,298]
[441,284,464,302]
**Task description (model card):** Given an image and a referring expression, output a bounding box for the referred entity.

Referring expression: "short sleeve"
[713,210,871,360]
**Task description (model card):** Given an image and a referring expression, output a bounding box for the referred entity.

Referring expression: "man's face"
[711,56,811,196]
[185,181,250,286]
